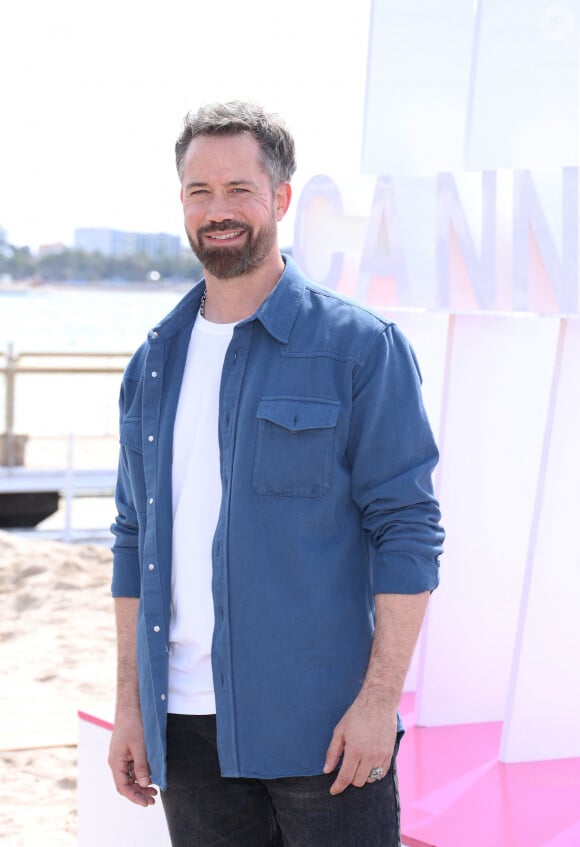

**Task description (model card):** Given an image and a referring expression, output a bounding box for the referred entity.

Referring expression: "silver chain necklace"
[199,287,207,317]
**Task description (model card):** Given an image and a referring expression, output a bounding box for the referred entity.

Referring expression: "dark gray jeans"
[161,714,401,847]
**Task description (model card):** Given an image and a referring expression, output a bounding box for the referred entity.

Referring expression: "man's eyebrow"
[184,179,258,190]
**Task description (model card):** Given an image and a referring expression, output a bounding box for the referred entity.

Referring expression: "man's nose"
[205,192,235,223]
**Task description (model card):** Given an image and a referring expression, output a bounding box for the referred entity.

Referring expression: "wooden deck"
[0,466,117,537]
[0,467,116,494]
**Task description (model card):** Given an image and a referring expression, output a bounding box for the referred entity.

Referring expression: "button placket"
[212,332,252,774]
[143,343,162,523]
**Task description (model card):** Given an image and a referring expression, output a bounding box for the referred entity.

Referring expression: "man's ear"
[275,183,292,222]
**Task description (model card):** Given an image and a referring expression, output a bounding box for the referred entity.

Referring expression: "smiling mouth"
[206,230,245,242]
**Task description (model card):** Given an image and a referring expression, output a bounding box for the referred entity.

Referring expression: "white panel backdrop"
[501,318,580,761]
[387,311,580,764]
[413,313,563,727]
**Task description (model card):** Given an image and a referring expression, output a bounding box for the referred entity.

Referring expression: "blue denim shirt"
[111,256,443,789]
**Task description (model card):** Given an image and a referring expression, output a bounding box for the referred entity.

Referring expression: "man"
[109,100,444,846]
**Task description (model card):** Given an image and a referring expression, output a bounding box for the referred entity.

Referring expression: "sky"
[1,0,372,250]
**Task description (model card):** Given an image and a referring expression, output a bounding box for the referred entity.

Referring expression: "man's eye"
[189,189,208,196]
[232,188,249,194]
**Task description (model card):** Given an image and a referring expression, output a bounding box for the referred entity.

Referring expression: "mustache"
[197,220,250,236]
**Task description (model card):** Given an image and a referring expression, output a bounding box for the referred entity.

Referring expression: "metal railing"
[0,343,134,538]
[1,343,131,466]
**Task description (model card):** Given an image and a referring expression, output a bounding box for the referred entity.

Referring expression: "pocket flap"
[257,397,339,432]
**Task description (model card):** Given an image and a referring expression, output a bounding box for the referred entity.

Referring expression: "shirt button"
[153,625,160,633]
[152,331,159,338]
[149,497,154,505]
[148,563,155,571]
[233,352,238,363]
[151,371,158,378]
[160,693,166,701]
[148,435,154,442]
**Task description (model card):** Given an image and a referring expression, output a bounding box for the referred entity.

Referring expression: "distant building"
[74,228,181,260]
[38,242,67,256]
[0,226,7,246]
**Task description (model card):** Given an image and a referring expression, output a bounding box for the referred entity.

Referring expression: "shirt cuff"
[372,552,440,594]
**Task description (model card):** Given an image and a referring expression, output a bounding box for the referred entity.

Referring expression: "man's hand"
[323,688,398,795]
[108,708,157,807]
[110,597,155,806]
[323,592,430,795]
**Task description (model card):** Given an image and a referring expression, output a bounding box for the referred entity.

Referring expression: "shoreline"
[0,278,193,294]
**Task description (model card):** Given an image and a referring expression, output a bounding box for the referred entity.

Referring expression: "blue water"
[0,284,190,353]
[0,286,198,535]
[0,285,193,437]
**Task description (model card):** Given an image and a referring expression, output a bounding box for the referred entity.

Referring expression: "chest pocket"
[253,397,339,497]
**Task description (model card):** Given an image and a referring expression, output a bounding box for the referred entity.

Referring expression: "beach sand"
[0,531,116,846]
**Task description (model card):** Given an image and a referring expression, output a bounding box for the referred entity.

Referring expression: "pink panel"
[399,693,580,847]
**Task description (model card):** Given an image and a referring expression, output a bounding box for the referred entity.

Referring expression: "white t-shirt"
[168,313,236,714]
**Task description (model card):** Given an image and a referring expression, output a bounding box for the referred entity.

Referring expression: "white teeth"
[209,231,242,241]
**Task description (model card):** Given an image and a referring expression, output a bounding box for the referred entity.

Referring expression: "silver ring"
[368,766,383,781]
[127,770,133,780]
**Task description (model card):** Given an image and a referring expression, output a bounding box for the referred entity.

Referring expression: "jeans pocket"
[252,397,339,497]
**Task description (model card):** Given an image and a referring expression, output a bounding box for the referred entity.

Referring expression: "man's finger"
[329,754,359,795]
[110,755,157,806]
[133,762,153,788]
[379,753,393,779]
[351,759,372,788]
[116,771,157,806]
[323,730,345,774]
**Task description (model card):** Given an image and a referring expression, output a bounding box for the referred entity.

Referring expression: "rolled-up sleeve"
[348,323,444,594]
[110,380,142,598]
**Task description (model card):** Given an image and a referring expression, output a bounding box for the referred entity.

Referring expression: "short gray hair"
[175,100,296,188]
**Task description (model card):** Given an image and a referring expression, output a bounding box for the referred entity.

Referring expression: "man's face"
[180,133,288,279]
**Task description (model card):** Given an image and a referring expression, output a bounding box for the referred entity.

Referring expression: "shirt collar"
[239,254,306,344]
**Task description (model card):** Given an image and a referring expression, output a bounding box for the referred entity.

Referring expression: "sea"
[0,283,192,537]
[0,282,189,354]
